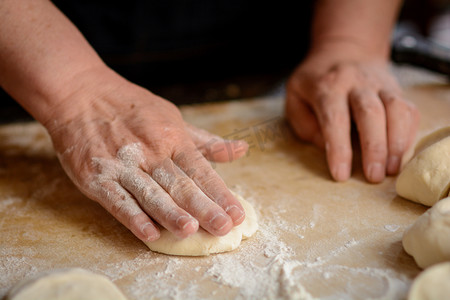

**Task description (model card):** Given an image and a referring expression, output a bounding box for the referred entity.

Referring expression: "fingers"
[313,94,353,182]
[118,168,199,239]
[185,123,249,162]
[380,90,420,175]
[151,157,235,236]
[285,91,324,148]
[93,180,161,242]
[173,147,246,226]
[350,90,387,183]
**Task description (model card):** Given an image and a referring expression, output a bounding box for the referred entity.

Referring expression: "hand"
[44,69,248,243]
[286,50,420,183]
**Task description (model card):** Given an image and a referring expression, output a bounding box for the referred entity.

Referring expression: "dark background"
[0,0,449,123]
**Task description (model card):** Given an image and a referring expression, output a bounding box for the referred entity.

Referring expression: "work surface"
[0,66,449,299]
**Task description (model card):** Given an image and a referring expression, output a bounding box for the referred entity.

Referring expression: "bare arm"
[311,0,401,59]
[286,0,420,183]
[0,0,105,124]
[0,0,248,242]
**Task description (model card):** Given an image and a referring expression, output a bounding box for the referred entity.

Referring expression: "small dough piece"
[5,268,128,300]
[408,262,450,300]
[402,197,450,268]
[145,192,258,256]
[400,127,450,170]
[413,126,450,156]
[396,131,450,206]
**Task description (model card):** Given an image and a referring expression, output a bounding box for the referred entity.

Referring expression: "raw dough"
[396,127,450,206]
[5,268,128,300]
[144,192,258,256]
[408,262,450,300]
[402,197,450,268]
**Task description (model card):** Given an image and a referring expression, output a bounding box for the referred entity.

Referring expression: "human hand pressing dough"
[44,70,249,244]
[145,191,258,256]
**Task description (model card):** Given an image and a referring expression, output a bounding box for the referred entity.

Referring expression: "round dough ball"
[403,197,450,268]
[408,262,450,300]
[396,131,450,206]
[414,126,450,156]
[399,126,450,183]
[5,268,128,300]
[144,192,258,256]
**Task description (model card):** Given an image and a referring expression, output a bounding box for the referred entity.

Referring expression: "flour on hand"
[144,192,258,256]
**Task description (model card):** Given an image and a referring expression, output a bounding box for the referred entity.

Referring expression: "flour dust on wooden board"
[2,68,448,300]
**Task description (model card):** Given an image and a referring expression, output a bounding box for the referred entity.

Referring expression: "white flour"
[0,122,419,300]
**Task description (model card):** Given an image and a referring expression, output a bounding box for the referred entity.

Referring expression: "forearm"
[0,0,109,124]
[310,0,403,60]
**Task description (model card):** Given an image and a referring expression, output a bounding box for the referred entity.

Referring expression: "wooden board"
[0,66,449,299]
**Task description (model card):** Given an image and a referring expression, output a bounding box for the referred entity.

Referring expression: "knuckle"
[109,197,128,216]
[173,176,195,194]
[389,140,407,155]
[362,141,387,157]
[315,94,329,108]
[328,63,356,82]
[381,93,401,105]
[331,144,352,160]
[129,212,146,228]
[352,97,384,117]
[190,166,217,186]
[409,103,420,118]
[320,108,346,126]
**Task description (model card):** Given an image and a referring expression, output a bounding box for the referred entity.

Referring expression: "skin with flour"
[144,192,258,256]
[0,0,419,244]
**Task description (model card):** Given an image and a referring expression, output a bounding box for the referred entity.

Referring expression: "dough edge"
[5,268,128,300]
[402,197,450,268]
[396,134,450,206]
[408,262,450,300]
[144,192,258,256]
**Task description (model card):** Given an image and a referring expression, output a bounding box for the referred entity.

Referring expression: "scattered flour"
[0,123,416,299]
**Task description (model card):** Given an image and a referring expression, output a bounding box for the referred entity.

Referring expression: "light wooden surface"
[0,66,449,299]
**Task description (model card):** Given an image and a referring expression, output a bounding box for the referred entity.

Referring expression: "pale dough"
[408,262,450,300]
[5,268,128,300]
[396,127,450,206]
[402,197,450,268]
[144,192,258,256]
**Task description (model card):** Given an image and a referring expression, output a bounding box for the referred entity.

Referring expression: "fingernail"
[367,162,384,183]
[209,213,229,231]
[387,155,400,175]
[226,205,245,223]
[142,223,159,241]
[333,163,350,182]
[176,215,198,231]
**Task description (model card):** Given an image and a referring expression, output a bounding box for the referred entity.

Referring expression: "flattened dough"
[144,192,258,256]
[396,127,450,206]
[5,268,128,300]
[408,262,450,300]
[402,197,450,268]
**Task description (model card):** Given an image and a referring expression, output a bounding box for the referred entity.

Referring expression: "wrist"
[39,66,127,130]
[309,37,391,63]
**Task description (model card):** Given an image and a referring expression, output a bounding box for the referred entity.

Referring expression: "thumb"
[184,122,248,162]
